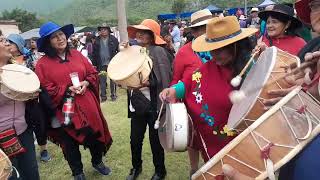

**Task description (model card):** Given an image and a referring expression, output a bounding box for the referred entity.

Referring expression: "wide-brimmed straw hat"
[258,4,302,29]
[127,19,166,45]
[295,0,311,25]
[37,21,74,52]
[192,16,257,52]
[251,8,259,13]
[188,9,213,28]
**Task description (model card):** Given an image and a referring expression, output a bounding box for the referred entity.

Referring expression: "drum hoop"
[193,87,304,179]
[108,46,153,81]
[1,65,40,93]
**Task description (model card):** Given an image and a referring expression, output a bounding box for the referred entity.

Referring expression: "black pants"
[60,129,104,176]
[130,112,166,174]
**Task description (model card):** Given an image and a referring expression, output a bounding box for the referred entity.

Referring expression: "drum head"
[1,64,40,93]
[228,47,277,129]
[158,103,189,152]
[107,45,152,81]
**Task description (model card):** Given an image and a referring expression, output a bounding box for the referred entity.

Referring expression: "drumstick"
[231,50,260,87]
[230,60,317,104]
[0,67,31,74]
[154,102,165,129]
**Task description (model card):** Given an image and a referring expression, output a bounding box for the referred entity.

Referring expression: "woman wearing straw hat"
[170,8,214,176]
[35,22,113,180]
[258,4,306,56]
[220,1,320,179]
[126,19,172,180]
[160,16,258,162]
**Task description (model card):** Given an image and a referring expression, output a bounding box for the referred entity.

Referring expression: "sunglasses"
[309,0,320,11]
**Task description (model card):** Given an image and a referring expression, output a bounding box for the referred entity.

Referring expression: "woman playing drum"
[0,37,40,179]
[160,16,257,162]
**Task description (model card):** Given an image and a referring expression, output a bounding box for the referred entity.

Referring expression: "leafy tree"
[0,8,41,32]
[172,0,188,14]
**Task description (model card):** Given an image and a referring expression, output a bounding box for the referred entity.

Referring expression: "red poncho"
[35,49,112,151]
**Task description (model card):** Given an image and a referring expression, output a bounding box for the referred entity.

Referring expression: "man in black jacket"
[92,23,119,102]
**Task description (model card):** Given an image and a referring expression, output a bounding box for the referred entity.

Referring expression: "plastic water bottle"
[62,97,75,125]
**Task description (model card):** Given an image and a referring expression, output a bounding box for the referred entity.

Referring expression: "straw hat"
[259,4,302,29]
[251,8,259,13]
[127,19,166,45]
[295,0,311,25]
[188,9,213,28]
[192,16,258,52]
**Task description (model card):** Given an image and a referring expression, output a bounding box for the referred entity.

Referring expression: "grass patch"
[38,89,190,179]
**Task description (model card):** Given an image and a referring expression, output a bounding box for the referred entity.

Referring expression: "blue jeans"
[9,128,39,180]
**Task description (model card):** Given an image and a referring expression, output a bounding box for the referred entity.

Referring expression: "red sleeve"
[170,48,186,86]
[35,58,69,108]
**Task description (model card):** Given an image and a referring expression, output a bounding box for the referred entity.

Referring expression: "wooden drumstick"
[231,50,260,87]
[230,60,318,104]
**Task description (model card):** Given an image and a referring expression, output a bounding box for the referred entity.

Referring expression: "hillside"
[0,0,73,15]
[47,0,292,26]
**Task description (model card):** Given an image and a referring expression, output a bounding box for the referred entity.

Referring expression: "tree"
[117,0,128,42]
[172,0,188,14]
[1,8,41,32]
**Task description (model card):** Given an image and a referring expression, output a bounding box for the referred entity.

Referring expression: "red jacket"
[262,35,306,56]
[170,42,203,85]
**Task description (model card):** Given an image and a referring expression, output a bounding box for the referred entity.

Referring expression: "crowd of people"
[0,1,320,180]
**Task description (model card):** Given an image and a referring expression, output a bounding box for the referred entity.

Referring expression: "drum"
[228,46,300,131]
[192,86,320,179]
[0,148,12,179]
[0,64,40,101]
[158,103,189,152]
[107,45,153,88]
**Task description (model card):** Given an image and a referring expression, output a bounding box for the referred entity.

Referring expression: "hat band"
[191,15,212,25]
[205,30,242,43]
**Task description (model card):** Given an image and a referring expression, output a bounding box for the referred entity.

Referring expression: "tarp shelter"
[157,13,178,20]
[258,0,276,8]
[205,5,223,13]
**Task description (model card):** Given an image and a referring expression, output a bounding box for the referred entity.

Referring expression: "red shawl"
[35,50,112,151]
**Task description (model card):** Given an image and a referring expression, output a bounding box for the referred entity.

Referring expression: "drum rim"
[107,45,153,81]
[1,64,40,93]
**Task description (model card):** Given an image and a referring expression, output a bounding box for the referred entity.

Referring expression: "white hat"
[251,8,259,13]
[239,15,246,20]
[188,9,213,28]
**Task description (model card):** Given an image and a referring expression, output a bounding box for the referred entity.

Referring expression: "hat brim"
[97,26,113,33]
[37,24,74,52]
[127,25,166,45]
[295,0,311,25]
[258,10,302,29]
[192,28,258,52]
[188,19,210,28]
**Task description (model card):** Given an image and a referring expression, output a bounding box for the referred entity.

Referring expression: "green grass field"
[38,89,191,180]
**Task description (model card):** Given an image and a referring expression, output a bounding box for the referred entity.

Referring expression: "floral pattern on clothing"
[192,70,236,138]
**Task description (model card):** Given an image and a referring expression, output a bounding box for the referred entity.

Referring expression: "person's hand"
[304,50,320,74]
[119,41,129,50]
[159,88,176,103]
[222,164,254,180]
[77,80,89,95]
[253,41,267,57]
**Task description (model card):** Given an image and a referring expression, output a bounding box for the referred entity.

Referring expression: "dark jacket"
[128,45,173,118]
[92,35,119,71]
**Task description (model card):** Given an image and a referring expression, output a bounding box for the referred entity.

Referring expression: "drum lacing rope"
[260,143,276,180]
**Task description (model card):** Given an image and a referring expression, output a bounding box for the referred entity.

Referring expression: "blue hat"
[37,22,74,52]
[7,34,26,54]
